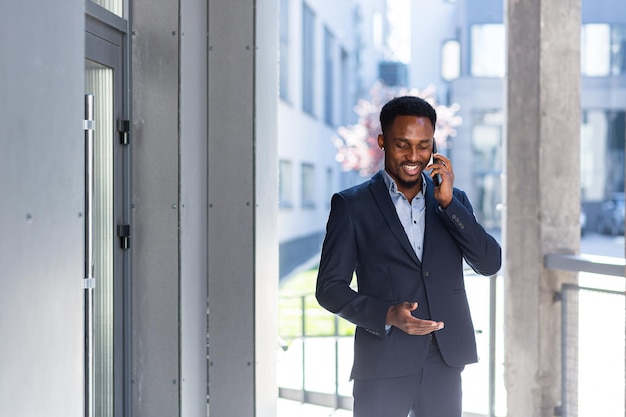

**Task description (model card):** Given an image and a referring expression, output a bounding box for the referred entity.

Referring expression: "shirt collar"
[380,169,426,198]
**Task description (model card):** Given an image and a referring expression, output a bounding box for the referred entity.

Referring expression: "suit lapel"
[422,176,442,264]
[369,172,421,265]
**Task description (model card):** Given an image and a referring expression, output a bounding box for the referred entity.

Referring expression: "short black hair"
[379,96,437,136]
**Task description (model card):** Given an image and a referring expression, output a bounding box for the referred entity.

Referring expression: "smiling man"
[316,96,501,417]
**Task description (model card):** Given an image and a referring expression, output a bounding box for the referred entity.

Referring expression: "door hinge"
[117,224,131,250]
[117,119,130,145]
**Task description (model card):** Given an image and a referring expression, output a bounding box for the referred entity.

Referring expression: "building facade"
[277,0,391,278]
[410,0,626,229]
[1,0,613,416]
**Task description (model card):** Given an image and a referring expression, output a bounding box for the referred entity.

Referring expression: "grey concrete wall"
[207,0,255,412]
[131,0,278,414]
[208,0,278,415]
[505,0,581,416]
[0,1,84,416]
[253,1,279,414]
[130,0,181,415]
[180,0,208,414]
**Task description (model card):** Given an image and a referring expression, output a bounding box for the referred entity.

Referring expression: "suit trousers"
[352,335,464,417]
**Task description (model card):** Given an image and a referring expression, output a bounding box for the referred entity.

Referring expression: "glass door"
[85,8,128,417]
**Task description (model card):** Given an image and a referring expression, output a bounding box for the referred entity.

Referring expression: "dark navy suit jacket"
[315,171,501,380]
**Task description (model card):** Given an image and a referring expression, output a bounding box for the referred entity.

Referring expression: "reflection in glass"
[301,163,316,208]
[611,26,626,75]
[441,39,460,81]
[279,160,294,208]
[279,0,290,101]
[85,59,114,417]
[582,24,611,76]
[470,24,505,77]
[302,3,315,115]
[90,0,124,18]
[471,111,503,229]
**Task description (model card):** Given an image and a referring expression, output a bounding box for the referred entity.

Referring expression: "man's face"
[378,115,434,196]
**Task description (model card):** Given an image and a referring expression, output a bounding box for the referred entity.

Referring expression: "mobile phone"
[432,140,442,187]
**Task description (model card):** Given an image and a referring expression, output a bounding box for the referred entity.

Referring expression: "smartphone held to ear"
[432,140,442,187]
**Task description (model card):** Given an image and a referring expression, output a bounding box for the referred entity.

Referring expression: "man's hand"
[386,302,444,335]
[427,153,454,209]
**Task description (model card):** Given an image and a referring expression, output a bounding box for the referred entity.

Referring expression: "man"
[315,96,501,417]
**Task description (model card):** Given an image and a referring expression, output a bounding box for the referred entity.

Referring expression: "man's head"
[377,96,437,200]
[379,96,437,137]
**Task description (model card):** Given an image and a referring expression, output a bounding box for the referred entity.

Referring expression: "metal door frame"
[85,3,131,416]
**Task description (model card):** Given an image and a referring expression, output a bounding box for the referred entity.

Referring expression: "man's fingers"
[403,301,418,311]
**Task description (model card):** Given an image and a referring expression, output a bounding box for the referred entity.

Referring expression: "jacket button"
[424,271,429,277]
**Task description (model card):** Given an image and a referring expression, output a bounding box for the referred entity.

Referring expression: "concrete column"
[208,0,278,416]
[131,0,181,414]
[0,2,84,416]
[505,1,581,416]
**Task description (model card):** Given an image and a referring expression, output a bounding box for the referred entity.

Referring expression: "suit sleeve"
[315,193,392,337]
[437,189,502,276]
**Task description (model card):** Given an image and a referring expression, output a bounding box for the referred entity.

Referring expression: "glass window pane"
[442,39,460,81]
[301,163,316,208]
[324,27,335,126]
[302,3,315,115]
[85,59,115,417]
[325,167,333,209]
[90,0,124,18]
[580,110,608,201]
[471,24,505,77]
[611,25,626,76]
[471,111,503,229]
[279,160,294,208]
[582,24,611,77]
[279,0,290,101]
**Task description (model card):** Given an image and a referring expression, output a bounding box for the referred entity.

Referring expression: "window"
[340,48,350,125]
[441,39,460,81]
[372,12,383,53]
[470,24,505,77]
[90,0,124,17]
[582,24,626,77]
[302,2,315,115]
[611,26,626,76]
[471,110,503,228]
[325,167,334,208]
[279,160,294,208]
[581,110,625,200]
[324,26,335,126]
[301,163,316,208]
[279,0,290,101]
[582,24,611,76]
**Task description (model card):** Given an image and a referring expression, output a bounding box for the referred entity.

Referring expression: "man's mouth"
[402,163,421,175]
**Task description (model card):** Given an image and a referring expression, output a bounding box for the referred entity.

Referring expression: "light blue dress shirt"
[380,169,426,262]
[381,170,427,334]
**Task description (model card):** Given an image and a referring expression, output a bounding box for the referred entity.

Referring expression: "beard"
[396,174,422,190]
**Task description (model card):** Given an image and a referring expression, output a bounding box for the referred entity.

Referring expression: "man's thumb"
[406,301,418,311]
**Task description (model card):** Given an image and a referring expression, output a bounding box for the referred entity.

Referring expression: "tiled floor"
[277,398,352,417]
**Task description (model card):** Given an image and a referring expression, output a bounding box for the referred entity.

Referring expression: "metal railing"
[279,254,626,417]
[277,292,354,410]
[277,270,503,415]
[546,253,626,417]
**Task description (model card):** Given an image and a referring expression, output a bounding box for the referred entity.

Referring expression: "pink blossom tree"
[333,82,462,176]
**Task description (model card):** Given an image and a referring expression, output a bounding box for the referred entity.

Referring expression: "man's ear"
[377,134,385,150]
